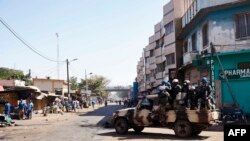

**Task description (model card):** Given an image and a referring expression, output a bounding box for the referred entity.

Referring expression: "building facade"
[136,0,250,114]
[137,0,185,94]
[178,0,250,113]
[33,78,68,96]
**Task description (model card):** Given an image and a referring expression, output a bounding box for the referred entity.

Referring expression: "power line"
[0,17,64,62]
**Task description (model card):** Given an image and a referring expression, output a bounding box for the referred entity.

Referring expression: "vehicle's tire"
[133,126,144,133]
[223,115,234,124]
[115,118,129,135]
[192,125,203,136]
[192,129,202,136]
[174,120,192,138]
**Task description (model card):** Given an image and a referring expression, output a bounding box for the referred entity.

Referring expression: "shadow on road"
[79,104,124,127]
[205,125,223,132]
[98,131,209,140]
[78,105,124,117]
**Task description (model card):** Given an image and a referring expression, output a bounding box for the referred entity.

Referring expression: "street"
[0,104,223,141]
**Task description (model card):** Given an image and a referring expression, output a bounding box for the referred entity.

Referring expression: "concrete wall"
[33,79,65,93]
[183,4,250,58]
[182,0,240,27]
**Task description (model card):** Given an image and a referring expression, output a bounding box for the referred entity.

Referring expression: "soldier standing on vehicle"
[157,80,172,124]
[170,79,182,109]
[198,77,214,110]
[182,80,190,107]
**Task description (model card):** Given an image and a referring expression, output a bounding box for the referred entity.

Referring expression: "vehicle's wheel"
[192,129,202,136]
[115,118,129,135]
[174,120,192,137]
[192,125,203,136]
[223,115,234,124]
[133,126,144,133]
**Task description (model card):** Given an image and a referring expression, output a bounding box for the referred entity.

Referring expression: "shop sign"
[220,68,250,79]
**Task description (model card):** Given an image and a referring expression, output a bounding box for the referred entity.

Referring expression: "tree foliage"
[78,75,110,98]
[70,76,78,90]
[0,67,32,85]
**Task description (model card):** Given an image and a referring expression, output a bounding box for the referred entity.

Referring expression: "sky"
[0,0,169,86]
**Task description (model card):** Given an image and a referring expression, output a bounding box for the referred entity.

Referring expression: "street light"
[85,69,92,95]
[66,58,78,100]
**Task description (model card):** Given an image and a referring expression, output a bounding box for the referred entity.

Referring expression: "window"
[146,74,150,82]
[156,37,164,49]
[191,33,197,51]
[155,40,160,48]
[156,62,165,73]
[165,21,174,36]
[150,50,154,57]
[202,24,208,47]
[166,53,175,65]
[235,12,250,39]
[145,57,150,64]
[183,41,188,53]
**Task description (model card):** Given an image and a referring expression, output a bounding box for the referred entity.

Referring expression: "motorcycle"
[222,107,247,124]
[0,114,15,127]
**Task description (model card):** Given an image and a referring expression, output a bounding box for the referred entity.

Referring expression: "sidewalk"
[12,104,104,126]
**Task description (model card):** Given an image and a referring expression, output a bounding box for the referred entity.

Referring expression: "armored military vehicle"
[112,94,220,137]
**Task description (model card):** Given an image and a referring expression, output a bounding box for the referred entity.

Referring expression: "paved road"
[0,104,224,141]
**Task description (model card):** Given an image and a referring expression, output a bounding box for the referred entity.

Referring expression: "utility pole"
[66,58,77,100]
[56,33,60,79]
[66,59,70,99]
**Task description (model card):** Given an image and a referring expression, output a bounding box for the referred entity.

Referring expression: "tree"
[78,75,110,98]
[0,67,32,85]
[70,76,78,90]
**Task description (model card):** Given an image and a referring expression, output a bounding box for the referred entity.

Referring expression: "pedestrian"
[18,99,25,120]
[4,101,11,117]
[91,100,95,109]
[27,100,34,119]
[72,99,77,112]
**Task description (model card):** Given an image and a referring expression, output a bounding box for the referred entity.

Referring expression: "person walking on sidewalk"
[18,99,25,120]
[5,101,11,117]
[27,100,33,119]
[91,100,95,109]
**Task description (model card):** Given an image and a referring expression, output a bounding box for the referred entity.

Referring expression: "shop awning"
[36,92,48,100]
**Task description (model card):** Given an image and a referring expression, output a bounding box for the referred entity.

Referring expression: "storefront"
[213,50,250,115]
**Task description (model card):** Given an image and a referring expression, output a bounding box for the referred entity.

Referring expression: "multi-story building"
[136,0,185,93]
[178,0,250,114]
[137,0,250,114]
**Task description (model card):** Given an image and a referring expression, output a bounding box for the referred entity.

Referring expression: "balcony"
[150,57,155,64]
[182,0,239,28]
[183,52,198,65]
[155,56,164,64]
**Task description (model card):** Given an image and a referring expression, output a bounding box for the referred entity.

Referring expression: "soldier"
[198,77,215,110]
[156,80,172,124]
[187,85,198,109]
[170,79,182,109]
[182,80,190,107]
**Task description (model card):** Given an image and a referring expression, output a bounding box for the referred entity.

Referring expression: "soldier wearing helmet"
[182,80,191,108]
[170,78,182,109]
[198,77,214,109]
[155,80,172,125]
